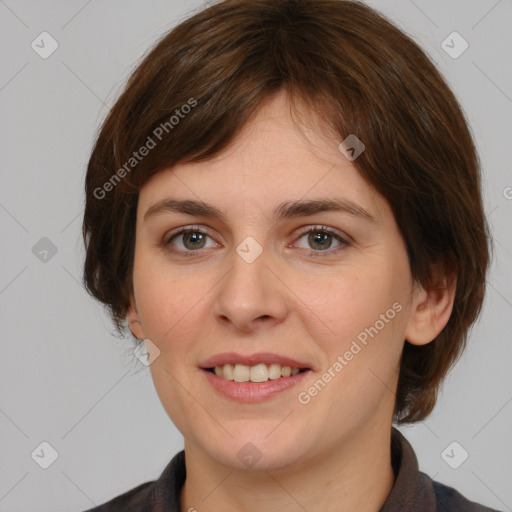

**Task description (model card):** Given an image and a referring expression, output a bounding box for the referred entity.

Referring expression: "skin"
[127,89,456,512]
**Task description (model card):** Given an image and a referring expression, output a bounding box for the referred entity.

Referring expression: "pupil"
[185,232,205,249]
[310,231,331,250]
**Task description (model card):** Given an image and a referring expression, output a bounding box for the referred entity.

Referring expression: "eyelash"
[163,225,350,258]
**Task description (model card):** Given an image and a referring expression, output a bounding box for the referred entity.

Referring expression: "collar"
[147,427,438,511]
[379,427,437,511]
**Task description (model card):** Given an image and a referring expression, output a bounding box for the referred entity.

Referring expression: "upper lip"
[199,352,312,369]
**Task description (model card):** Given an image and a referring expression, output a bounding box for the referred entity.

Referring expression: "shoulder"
[388,428,502,512]
[81,450,186,512]
[82,480,156,511]
[431,478,503,512]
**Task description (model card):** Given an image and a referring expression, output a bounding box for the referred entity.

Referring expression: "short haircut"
[82,0,492,423]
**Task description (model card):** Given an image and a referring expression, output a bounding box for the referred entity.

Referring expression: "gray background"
[0,0,511,511]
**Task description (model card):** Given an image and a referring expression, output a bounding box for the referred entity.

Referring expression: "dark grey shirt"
[84,428,501,511]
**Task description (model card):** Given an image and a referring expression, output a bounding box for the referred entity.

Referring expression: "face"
[128,90,422,471]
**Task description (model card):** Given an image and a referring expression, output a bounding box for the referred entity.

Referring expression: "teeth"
[250,363,268,383]
[212,363,304,382]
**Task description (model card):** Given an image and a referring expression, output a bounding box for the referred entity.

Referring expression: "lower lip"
[201,368,312,403]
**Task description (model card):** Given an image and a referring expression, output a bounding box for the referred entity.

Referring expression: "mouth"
[198,352,313,380]
[201,365,313,403]
[202,367,311,376]
[204,364,310,383]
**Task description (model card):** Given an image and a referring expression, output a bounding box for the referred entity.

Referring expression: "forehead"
[138,91,386,223]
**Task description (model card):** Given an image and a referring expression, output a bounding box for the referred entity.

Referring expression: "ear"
[127,294,145,340]
[404,259,457,346]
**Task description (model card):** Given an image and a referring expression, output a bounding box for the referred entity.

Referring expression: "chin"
[200,428,309,472]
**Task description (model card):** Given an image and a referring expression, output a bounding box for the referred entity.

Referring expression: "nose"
[211,239,289,333]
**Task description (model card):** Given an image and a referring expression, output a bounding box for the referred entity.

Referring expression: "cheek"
[291,258,406,392]
[292,261,398,342]
[303,281,404,420]
[133,258,214,352]
[134,273,174,338]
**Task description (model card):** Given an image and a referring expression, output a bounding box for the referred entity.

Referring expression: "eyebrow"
[143,197,377,223]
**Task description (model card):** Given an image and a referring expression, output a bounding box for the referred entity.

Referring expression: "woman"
[82,0,499,510]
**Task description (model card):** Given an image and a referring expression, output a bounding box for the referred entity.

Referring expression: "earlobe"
[404,262,457,346]
[127,295,144,340]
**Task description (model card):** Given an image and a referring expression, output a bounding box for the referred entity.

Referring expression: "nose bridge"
[212,233,287,327]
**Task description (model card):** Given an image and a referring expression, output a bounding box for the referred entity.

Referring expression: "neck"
[180,422,396,512]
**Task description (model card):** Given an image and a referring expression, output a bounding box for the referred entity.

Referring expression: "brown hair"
[82,0,492,423]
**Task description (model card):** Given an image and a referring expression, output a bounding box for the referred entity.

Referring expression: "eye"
[163,224,350,258]
[292,225,350,256]
[164,226,218,255]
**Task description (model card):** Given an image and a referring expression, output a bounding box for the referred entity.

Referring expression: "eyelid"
[289,225,351,255]
[163,224,211,244]
[292,224,351,243]
[163,224,351,255]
